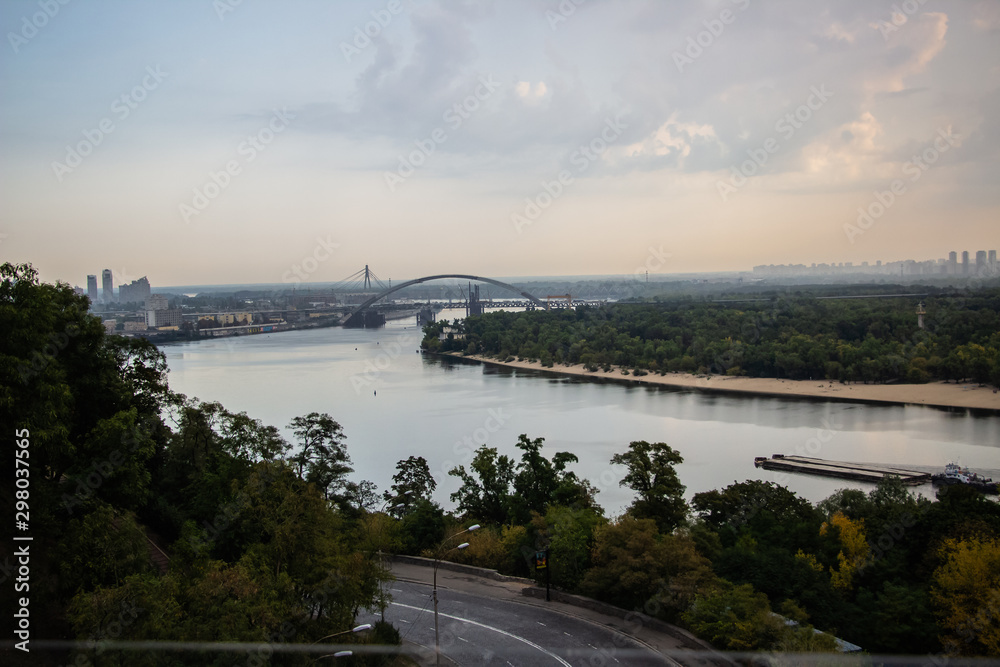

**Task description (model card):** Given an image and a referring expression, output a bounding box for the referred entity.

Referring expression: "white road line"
[537,621,546,626]
[391,602,572,667]
[458,637,469,643]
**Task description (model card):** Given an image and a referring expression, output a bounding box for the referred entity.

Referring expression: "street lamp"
[311,623,371,662]
[433,524,480,666]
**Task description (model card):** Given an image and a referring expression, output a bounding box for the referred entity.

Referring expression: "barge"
[753,455,931,485]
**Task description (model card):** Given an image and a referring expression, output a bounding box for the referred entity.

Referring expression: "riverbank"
[445,353,1000,412]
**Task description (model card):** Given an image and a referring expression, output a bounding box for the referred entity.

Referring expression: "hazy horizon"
[2,1,998,287]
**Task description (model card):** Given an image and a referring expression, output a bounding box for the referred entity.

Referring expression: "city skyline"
[82,246,999,295]
[2,1,999,286]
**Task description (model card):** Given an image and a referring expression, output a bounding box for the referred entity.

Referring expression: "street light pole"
[433,524,479,666]
[311,624,372,662]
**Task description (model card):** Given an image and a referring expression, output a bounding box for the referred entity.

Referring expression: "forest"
[3,262,999,665]
[421,289,1000,387]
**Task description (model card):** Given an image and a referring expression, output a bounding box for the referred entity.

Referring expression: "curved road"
[358,578,672,666]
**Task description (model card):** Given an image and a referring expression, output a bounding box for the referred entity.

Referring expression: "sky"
[1,0,998,288]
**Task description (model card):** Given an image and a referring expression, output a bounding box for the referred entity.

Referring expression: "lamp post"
[373,490,414,621]
[312,624,372,663]
[433,524,480,666]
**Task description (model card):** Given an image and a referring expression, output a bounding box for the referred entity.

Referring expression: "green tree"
[385,455,436,516]
[682,582,784,651]
[289,412,353,503]
[580,517,715,621]
[611,441,687,533]
[449,445,515,524]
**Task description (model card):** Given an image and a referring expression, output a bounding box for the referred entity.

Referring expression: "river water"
[162,309,1000,515]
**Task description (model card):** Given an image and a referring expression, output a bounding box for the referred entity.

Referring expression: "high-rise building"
[119,276,152,304]
[961,251,970,274]
[976,250,987,271]
[990,250,997,272]
[947,251,957,275]
[86,275,98,304]
[101,269,114,303]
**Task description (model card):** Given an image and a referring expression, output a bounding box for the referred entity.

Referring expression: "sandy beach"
[444,353,1000,412]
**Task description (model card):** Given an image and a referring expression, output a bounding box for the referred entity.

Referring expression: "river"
[162,309,1000,514]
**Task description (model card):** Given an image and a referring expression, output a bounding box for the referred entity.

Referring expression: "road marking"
[563,632,572,637]
[391,602,572,667]
[537,621,546,626]
[458,637,469,643]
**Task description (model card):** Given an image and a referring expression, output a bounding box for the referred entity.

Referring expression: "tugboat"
[931,463,999,495]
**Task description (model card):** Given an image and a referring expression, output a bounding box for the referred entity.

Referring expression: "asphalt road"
[358,578,673,666]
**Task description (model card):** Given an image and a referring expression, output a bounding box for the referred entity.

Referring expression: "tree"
[509,434,590,523]
[449,445,515,524]
[386,456,436,516]
[289,412,353,503]
[398,499,446,555]
[682,582,785,652]
[611,441,687,533]
[580,517,715,621]
[931,536,1000,656]
[820,511,869,590]
[530,505,606,591]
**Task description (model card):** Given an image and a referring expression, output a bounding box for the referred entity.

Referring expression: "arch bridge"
[342,274,545,327]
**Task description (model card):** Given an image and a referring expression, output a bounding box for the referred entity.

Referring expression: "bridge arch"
[343,274,545,327]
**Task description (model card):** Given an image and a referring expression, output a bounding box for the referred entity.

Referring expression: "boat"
[931,463,998,495]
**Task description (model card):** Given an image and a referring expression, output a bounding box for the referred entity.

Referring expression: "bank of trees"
[1,263,398,666]
[422,291,1000,386]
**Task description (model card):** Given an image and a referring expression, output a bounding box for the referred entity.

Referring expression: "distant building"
[220,312,253,326]
[146,294,168,310]
[119,276,151,304]
[102,319,117,333]
[976,250,987,271]
[961,251,970,274]
[146,308,183,328]
[87,275,98,303]
[124,320,148,332]
[101,269,114,303]
[948,251,957,275]
[990,250,997,272]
